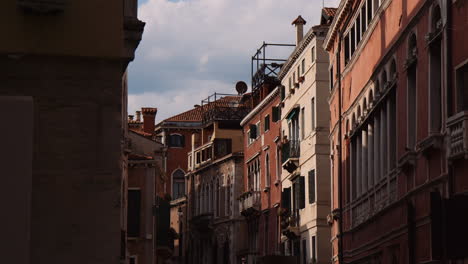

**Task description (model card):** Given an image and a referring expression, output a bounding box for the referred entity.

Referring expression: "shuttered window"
[299,176,305,209]
[272,106,280,122]
[282,187,291,211]
[308,170,316,204]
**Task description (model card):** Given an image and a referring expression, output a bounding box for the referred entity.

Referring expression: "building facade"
[0,0,144,263]
[127,107,169,264]
[186,93,251,264]
[155,105,205,263]
[239,84,283,263]
[325,0,468,263]
[278,11,334,264]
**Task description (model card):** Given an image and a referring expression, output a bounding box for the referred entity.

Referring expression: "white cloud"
[129,0,341,121]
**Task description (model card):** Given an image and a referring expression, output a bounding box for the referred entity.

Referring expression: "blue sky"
[129,0,340,122]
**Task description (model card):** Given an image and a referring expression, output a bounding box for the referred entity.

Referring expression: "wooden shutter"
[181,135,185,147]
[308,170,316,204]
[299,176,305,209]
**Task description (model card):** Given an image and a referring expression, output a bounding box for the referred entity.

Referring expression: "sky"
[129,0,341,123]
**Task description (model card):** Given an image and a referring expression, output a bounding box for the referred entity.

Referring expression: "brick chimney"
[135,111,141,122]
[141,107,157,134]
[292,15,307,45]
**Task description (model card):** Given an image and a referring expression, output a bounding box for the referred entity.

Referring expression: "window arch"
[382,70,388,88]
[352,113,356,128]
[369,89,374,105]
[408,33,417,57]
[431,4,442,32]
[172,169,185,200]
[363,98,368,112]
[357,105,362,120]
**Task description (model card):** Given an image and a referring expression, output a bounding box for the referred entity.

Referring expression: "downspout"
[446,0,453,199]
[336,32,344,264]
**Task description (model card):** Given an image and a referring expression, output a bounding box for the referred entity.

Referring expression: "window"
[169,134,184,147]
[127,189,141,238]
[264,115,270,132]
[272,106,280,122]
[311,97,316,131]
[265,154,271,187]
[301,59,305,75]
[356,16,361,44]
[407,33,417,149]
[302,240,307,264]
[351,25,356,54]
[367,0,373,25]
[297,66,301,78]
[308,170,316,204]
[129,256,138,264]
[344,34,350,64]
[456,63,468,111]
[311,236,317,263]
[361,6,367,35]
[172,169,185,200]
[330,66,334,90]
[293,72,296,85]
[301,107,305,139]
[289,77,292,90]
[311,46,316,62]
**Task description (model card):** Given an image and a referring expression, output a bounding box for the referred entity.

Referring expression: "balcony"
[190,139,232,170]
[281,140,300,173]
[447,111,468,159]
[239,191,261,216]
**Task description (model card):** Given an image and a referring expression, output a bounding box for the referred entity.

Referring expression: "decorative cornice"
[324,0,352,51]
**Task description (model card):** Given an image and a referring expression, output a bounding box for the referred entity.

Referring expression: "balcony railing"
[239,191,261,216]
[447,111,468,159]
[281,140,300,163]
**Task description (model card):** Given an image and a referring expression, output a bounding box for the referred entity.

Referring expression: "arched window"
[172,169,185,200]
[431,4,442,32]
[168,134,185,147]
[429,5,442,132]
[369,89,374,105]
[382,70,388,88]
[352,113,356,128]
[265,154,271,188]
[357,106,362,121]
[407,32,418,149]
[363,98,368,112]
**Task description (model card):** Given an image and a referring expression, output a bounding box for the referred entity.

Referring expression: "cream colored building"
[278,11,335,264]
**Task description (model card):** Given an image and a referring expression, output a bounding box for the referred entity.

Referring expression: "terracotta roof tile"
[323,7,337,18]
[129,128,153,137]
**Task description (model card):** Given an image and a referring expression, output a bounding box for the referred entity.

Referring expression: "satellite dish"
[235,81,248,95]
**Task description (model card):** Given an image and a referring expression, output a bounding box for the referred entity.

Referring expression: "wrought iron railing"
[281,140,300,163]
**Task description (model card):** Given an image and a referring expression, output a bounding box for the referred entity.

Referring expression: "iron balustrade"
[281,140,301,163]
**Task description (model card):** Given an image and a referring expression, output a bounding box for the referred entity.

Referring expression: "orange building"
[325,0,468,263]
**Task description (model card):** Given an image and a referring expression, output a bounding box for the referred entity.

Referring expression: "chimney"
[141,107,157,134]
[136,111,141,122]
[128,115,134,121]
[292,15,307,45]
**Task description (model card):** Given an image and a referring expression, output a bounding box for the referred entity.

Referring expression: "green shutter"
[299,176,305,209]
[282,187,291,211]
[308,170,316,204]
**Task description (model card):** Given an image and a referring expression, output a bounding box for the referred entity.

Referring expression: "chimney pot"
[136,111,142,122]
[292,15,307,45]
[128,115,134,121]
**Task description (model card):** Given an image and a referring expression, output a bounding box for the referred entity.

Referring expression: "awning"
[286,107,299,121]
